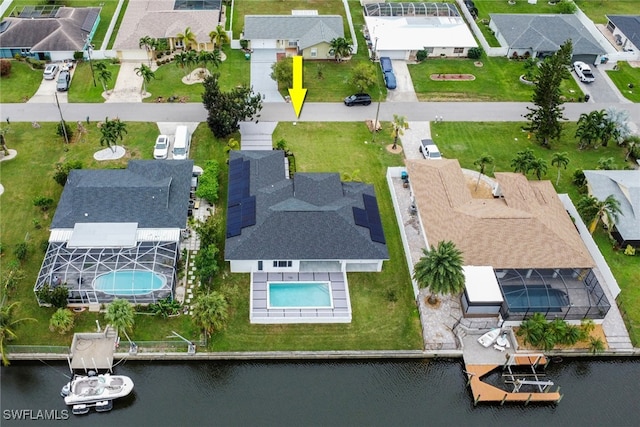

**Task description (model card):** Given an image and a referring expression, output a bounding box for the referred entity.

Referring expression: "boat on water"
[477,328,501,348]
[62,373,134,407]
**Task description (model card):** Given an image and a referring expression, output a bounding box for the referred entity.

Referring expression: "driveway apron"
[386,60,418,102]
[250,49,285,103]
[105,61,144,103]
[573,62,630,104]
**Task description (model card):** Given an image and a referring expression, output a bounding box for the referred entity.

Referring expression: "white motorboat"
[63,374,133,406]
[477,328,501,348]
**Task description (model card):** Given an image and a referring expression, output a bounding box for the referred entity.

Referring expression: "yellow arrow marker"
[288,56,307,118]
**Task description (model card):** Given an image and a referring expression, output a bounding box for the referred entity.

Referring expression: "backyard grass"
[3,0,119,49]
[0,61,43,103]
[409,56,583,102]
[430,121,640,344]
[67,60,120,103]
[574,0,640,24]
[142,50,250,103]
[605,62,640,103]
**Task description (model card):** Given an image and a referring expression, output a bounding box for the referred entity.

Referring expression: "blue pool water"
[268,282,332,308]
[93,270,166,296]
[502,285,569,312]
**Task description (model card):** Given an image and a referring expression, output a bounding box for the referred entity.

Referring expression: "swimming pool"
[93,270,166,296]
[502,285,569,312]
[267,282,333,308]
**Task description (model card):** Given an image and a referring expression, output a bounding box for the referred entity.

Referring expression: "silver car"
[43,64,59,80]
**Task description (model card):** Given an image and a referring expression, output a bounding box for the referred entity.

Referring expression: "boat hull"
[64,374,133,406]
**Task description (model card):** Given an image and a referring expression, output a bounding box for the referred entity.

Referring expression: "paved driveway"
[28,69,70,104]
[572,63,629,104]
[386,60,418,102]
[401,121,431,159]
[250,49,285,103]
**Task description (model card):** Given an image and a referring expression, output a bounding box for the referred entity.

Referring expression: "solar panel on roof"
[353,207,369,227]
[362,194,386,244]
[241,196,256,227]
[226,204,242,237]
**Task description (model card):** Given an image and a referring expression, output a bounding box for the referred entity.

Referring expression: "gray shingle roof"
[225,151,388,261]
[607,15,640,49]
[0,7,100,52]
[584,170,640,242]
[243,15,344,49]
[51,160,193,229]
[489,14,603,56]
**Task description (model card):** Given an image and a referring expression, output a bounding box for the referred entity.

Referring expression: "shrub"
[195,160,220,204]
[13,242,28,261]
[49,308,74,334]
[624,245,636,256]
[53,160,83,186]
[33,196,54,211]
[56,121,73,141]
[0,59,11,77]
[556,0,577,14]
[13,53,24,61]
[240,39,249,50]
[73,51,84,60]
[416,50,429,62]
[572,169,586,189]
[110,57,121,65]
[467,47,483,60]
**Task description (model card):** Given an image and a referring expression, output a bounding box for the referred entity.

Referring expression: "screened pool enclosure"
[496,268,610,321]
[364,2,459,18]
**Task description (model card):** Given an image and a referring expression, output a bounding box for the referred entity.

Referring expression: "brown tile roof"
[406,159,594,269]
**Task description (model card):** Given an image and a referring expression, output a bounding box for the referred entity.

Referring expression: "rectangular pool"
[267,282,333,309]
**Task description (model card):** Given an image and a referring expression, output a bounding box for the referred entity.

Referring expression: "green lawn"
[574,0,640,24]
[67,60,120,103]
[143,50,250,103]
[0,61,43,103]
[430,121,640,344]
[3,0,119,49]
[605,62,640,103]
[409,56,583,102]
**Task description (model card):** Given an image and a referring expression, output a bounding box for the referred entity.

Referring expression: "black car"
[344,93,372,106]
[56,70,70,92]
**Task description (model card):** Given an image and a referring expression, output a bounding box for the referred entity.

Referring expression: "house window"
[272,260,292,268]
[175,40,184,49]
[310,48,317,58]
[453,47,464,54]
[258,261,263,271]
[288,41,298,47]
[424,47,434,54]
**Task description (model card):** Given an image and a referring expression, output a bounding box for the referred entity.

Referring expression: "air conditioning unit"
[492,183,503,198]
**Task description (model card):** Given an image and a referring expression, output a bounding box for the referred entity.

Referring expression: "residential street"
[2,101,640,130]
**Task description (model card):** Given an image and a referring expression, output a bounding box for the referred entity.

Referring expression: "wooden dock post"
[525,394,532,406]
[500,393,508,405]
[474,394,481,406]
[557,394,564,403]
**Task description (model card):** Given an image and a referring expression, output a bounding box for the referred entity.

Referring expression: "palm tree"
[329,37,353,62]
[597,156,616,170]
[413,240,465,305]
[577,194,622,234]
[197,50,220,73]
[516,312,547,347]
[588,336,606,354]
[0,298,35,366]
[551,151,570,186]
[176,26,197,51]
[99,117,128,152]
[0,127,10,156]
[139,35,155,66]
[134,64,155,94]
[390,114,408,150]
[529,157,548,180]
[192,291,229,339]
[473,153,494,191]
[510,148,535,174]
[575,111,600,149]
[49,308,74,334]
[209,25,229,51]
[104,298,135,335]
[94,62,112,93]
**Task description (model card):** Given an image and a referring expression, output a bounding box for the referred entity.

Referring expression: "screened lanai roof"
[364,2,459,17]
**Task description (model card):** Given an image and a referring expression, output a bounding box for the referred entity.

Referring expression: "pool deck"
[250,272,352,324]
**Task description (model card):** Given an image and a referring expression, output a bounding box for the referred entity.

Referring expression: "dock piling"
[500,393,507,405]
[474,394,481,406]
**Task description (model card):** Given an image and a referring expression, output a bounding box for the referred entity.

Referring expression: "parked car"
[153,135,170,159]
[419,139,442,160]
[573,61,595,83]
[384,71,397,90]
[56,71,70,91]
[344,93,372,106]
[380,56,393,73]
[43,64,58,80]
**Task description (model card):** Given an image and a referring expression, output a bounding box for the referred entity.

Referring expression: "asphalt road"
[1,101,640,127]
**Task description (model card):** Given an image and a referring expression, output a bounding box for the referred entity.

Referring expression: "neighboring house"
[112,0,223,57]
[0,6,100,60]
[363,2,477,60]
[225,151,389,324]
[584,170,640,249]
[606,15,640,53]
[405,159,611,323]
[242,15,344,59]
[489,14,604,63]
[34,160,193,308]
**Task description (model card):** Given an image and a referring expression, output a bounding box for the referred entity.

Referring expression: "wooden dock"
[465,354,562,405]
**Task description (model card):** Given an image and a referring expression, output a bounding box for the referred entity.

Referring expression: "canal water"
[2,358,639,426]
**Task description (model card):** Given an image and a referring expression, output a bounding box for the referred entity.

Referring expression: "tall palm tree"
[390,114,408,149]
[473,153,494,191]
[192,291,229,339]
[94,62,112,93]
[0,298,35,366]
[510,148,535,174]
[529,157,548,180]
[139,35,155,66]
[577,194,622,234]
[134,63,155,94]
[99,117,128,152]
[575,111,600,149]
[551,151,570,186]
[413,241,465,305]
[104,298,135,335]
[209,25,229,51]
[176,26,197,51]
[329,37,353,62]
[198,50,220,72]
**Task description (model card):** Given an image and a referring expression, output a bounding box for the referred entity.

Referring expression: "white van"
[172,125,191,160]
